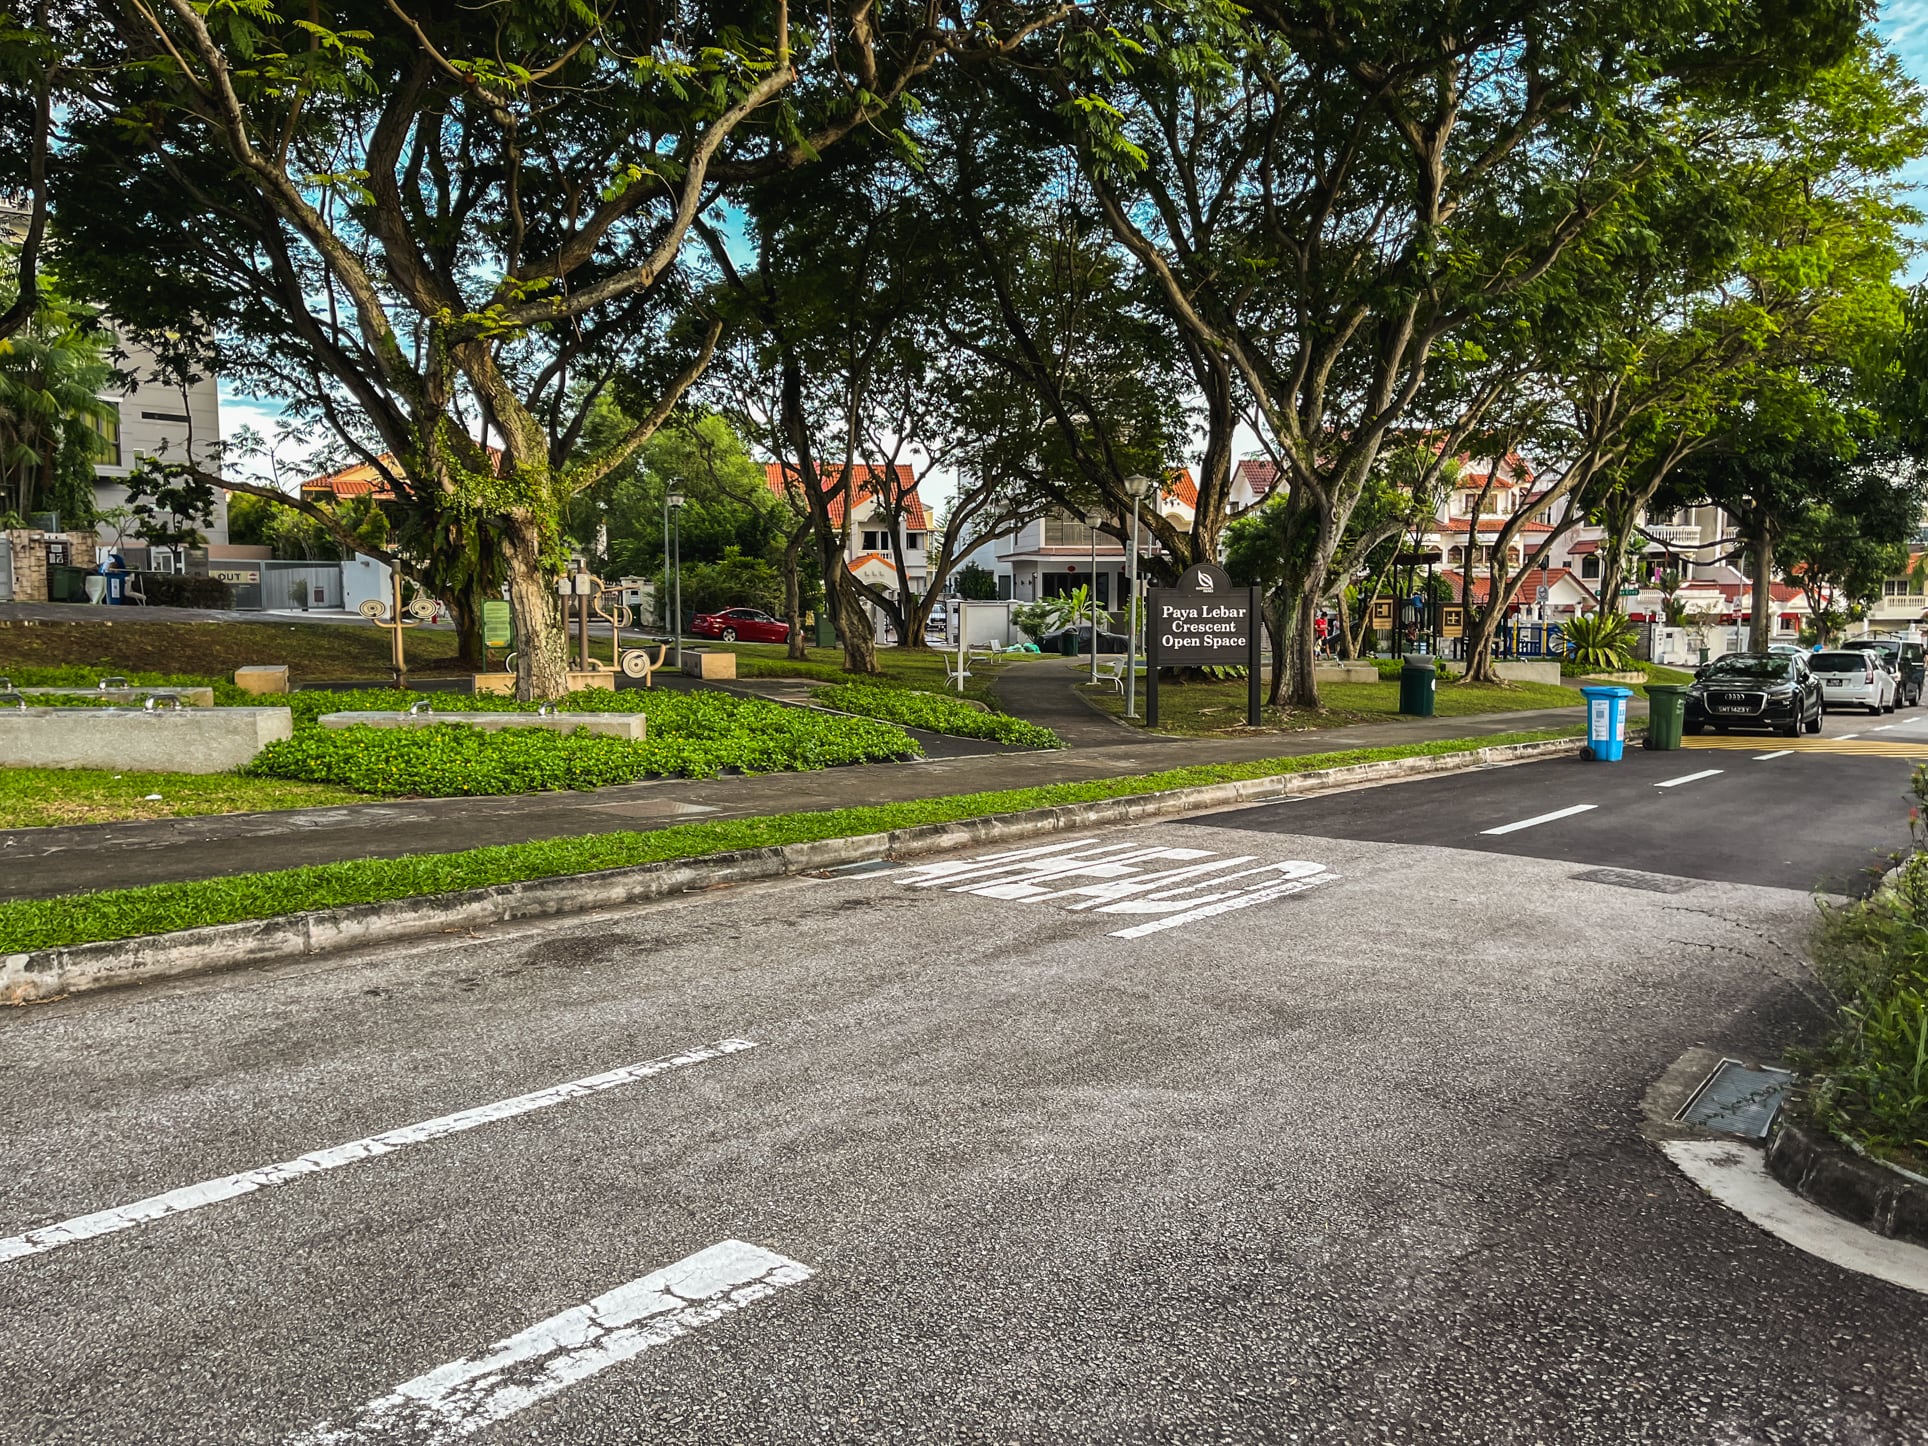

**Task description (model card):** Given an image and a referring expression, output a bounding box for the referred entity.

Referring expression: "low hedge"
[138,573,234,609]
[246,685,920,794]
[813,683,1063,749]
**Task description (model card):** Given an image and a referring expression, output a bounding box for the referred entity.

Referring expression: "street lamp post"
[1088,509,1103,684]
[667,490,685,668]
[1123,473,1154,719]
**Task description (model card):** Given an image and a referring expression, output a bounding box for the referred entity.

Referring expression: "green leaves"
[814,684,1064,748]
[244,686,921,794]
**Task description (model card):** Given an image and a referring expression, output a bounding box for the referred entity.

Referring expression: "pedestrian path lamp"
[667,490,686,668]
[1087,507,1105,684]
[1124,473,1154,719]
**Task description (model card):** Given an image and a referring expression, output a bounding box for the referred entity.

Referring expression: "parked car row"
[1684,641,1920,737]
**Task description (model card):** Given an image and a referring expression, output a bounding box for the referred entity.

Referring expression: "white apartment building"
[959,471,1198,604]
[90,329,231,565]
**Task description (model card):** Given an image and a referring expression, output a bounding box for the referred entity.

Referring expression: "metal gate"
[262,562,345,611]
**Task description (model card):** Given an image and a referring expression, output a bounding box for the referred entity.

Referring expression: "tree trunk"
[448,590,485,671]
[1749,526,1774,652]
[782,524,810,660]
[835,571,880,674]
[1334,590,1355,660]
[504,519,571,700]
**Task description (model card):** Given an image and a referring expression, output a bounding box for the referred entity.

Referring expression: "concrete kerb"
[0,735,1582,1005]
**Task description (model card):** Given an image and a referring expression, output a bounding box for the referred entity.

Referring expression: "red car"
[691,606,790,644]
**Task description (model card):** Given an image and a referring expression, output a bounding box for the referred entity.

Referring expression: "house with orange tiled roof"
[958,470,1197,604]
[764,462,931,619]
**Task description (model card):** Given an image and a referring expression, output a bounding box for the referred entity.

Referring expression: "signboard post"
[1146,563,1261,729]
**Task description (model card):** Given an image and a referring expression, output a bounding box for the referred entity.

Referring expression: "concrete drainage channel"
[0,736,1581,1005]
[1644,1047,1928,1296]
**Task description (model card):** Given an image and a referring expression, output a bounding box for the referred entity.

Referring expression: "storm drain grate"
[810,858,898,879]
[1675,1059,1795,1138]
[1571,867,1699,894]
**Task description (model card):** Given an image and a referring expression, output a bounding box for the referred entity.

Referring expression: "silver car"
[1809,648,1897,714]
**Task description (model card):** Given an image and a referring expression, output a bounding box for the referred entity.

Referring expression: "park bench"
[1092,657,1128,694]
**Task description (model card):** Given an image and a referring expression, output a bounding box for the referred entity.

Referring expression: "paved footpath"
[3,746,1923,1442]
[0,693,1601,900]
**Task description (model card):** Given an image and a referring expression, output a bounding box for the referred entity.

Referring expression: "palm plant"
[1563,610,1638,669]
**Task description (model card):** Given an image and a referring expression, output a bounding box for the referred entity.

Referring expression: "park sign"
[1146,562,1262,728]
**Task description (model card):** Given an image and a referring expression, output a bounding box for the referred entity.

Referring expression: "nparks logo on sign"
[1153,562,1252,666]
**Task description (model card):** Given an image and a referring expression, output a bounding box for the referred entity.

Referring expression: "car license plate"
[1826,680,1843,687]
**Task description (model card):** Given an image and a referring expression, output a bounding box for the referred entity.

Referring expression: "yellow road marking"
[1681,735,1928,758]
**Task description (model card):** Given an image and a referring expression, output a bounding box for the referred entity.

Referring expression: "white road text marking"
[894,837,1335,937]
[0,1039,756,1268]
[1753,751,1792,761]
[290,1240,813,1443]
[1480,804,1596,836]
[1654,769,1724,789]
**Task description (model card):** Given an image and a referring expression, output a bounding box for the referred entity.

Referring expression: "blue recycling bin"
[103,570,126,605]
[1580,684,1633,762]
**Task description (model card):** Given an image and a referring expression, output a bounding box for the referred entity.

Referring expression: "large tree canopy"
[54,0,1072,695]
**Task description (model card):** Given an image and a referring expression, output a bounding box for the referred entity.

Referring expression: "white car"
[1809,648,1897,714]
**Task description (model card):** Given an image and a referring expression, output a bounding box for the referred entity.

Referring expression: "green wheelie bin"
[1399,655,1436,717]
[1645,682,1687,750]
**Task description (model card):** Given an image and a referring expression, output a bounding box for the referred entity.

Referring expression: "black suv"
[1684,651,1824,737]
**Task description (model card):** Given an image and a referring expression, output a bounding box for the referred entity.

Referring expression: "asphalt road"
[5,730,1928,1442]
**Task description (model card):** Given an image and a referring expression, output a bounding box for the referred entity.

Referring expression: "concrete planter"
[318,710,645,741]
[16,686,214,708]
[1493,660,1564,686]
[1313,663,1379,685]
[0,706,293,773]
[682,650,737,680]
[1766,1110,1928,1249]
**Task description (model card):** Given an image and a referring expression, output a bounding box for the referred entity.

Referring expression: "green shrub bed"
[813,683,1063,748]
[245,686,919,794]
[1800,794,1928,1172]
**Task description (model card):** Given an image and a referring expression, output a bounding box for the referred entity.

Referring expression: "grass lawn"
[0,728,1581,953]
[0,616,472,681]
[720,641,1013,708]
[1081,672,1586,735]
[0,768,366,828]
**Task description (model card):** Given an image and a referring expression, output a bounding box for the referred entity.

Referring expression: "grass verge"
[0,768,366,828]
[1081,673,1585,734]
[0,728,1581,954]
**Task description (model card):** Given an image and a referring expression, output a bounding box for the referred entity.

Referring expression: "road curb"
[1,735,1580,1004]
[1767,1109,1928,1249]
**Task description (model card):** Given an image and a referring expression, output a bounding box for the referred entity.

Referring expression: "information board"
[1146,563,1261,727]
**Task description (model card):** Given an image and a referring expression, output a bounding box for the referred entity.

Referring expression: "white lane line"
[1753,750,1792,761]
[290,1240,813,1444]
[0,1039,756,1269]
[1654,769,1724,789]
[1837,733,1861,740]
[1875,725,1895,731]
[1480,804,1596,836]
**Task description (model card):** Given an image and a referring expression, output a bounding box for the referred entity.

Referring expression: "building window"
[1885,577,1919,600]
[1042,511,1101,548]
[906,532,923,552]
[90,400,122,467]
[1460,491,1505,516]
[861,530,882,552]
[1580,555,1601,580]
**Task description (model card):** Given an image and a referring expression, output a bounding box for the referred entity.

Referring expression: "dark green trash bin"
[1059,629,1080,657]
[1399,655,1436,717]
[813,612,836,648]
[1645,683,1687,750]
[48,564,89,603]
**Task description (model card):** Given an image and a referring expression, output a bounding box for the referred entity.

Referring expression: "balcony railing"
[1643,524,1702,545]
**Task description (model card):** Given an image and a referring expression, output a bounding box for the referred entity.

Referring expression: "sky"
[220,3,1928,506]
